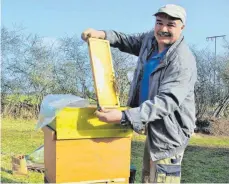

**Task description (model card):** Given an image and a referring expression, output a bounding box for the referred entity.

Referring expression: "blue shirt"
[139,48,168,104]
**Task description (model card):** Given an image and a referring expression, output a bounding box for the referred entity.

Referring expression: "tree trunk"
[212,94,229,118]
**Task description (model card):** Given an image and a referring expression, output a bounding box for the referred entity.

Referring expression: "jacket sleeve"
[125,54,197,133]
[104,30,147,56]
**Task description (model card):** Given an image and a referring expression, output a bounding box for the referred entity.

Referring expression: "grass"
[1,118,229,183]
[131,133,229,183]
[1,118,44,183]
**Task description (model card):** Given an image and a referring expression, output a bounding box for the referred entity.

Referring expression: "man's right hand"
[81,28,106,41]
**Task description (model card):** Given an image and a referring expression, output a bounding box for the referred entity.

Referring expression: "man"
[81,4,197,183]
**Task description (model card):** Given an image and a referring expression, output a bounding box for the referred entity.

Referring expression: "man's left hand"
[95,107,122,124]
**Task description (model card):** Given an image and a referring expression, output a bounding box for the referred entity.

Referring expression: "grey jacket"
[105,30,197,161]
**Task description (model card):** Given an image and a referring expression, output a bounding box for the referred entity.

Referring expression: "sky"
[2,0,229,54]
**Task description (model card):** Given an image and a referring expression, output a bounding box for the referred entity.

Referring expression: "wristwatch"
[120,111,130,126]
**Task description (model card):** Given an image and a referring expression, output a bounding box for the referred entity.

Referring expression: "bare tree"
[1,27,96,118]
[212,41,229,118]
[111,48,137,106]
[1,27,58,117]
[191,43,228,119]
[56,36,94,99]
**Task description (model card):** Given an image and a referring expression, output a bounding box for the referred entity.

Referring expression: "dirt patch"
[211,118,229,136]
[195,118,229,136]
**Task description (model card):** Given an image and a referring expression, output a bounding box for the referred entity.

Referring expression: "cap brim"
[154,11,180,19]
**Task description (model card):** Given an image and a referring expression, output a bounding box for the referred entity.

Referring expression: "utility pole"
[206,35,226,102]
[206,35,226,61]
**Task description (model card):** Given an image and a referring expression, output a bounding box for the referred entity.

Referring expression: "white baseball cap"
[154,4,186,25]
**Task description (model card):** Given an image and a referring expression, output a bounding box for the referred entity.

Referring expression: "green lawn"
[131,134,229,183]
[1,118,229,183]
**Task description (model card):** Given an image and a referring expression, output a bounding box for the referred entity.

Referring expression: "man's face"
[154,13,184,46]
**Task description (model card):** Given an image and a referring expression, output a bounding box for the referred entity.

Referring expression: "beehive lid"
[88,38,120,108]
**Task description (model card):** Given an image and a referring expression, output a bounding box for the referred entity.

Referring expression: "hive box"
[43,126,131,183]
[43,38,133,183]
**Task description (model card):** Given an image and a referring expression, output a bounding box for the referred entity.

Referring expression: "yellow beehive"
[43,126,131,183]
[43,38,132,183]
